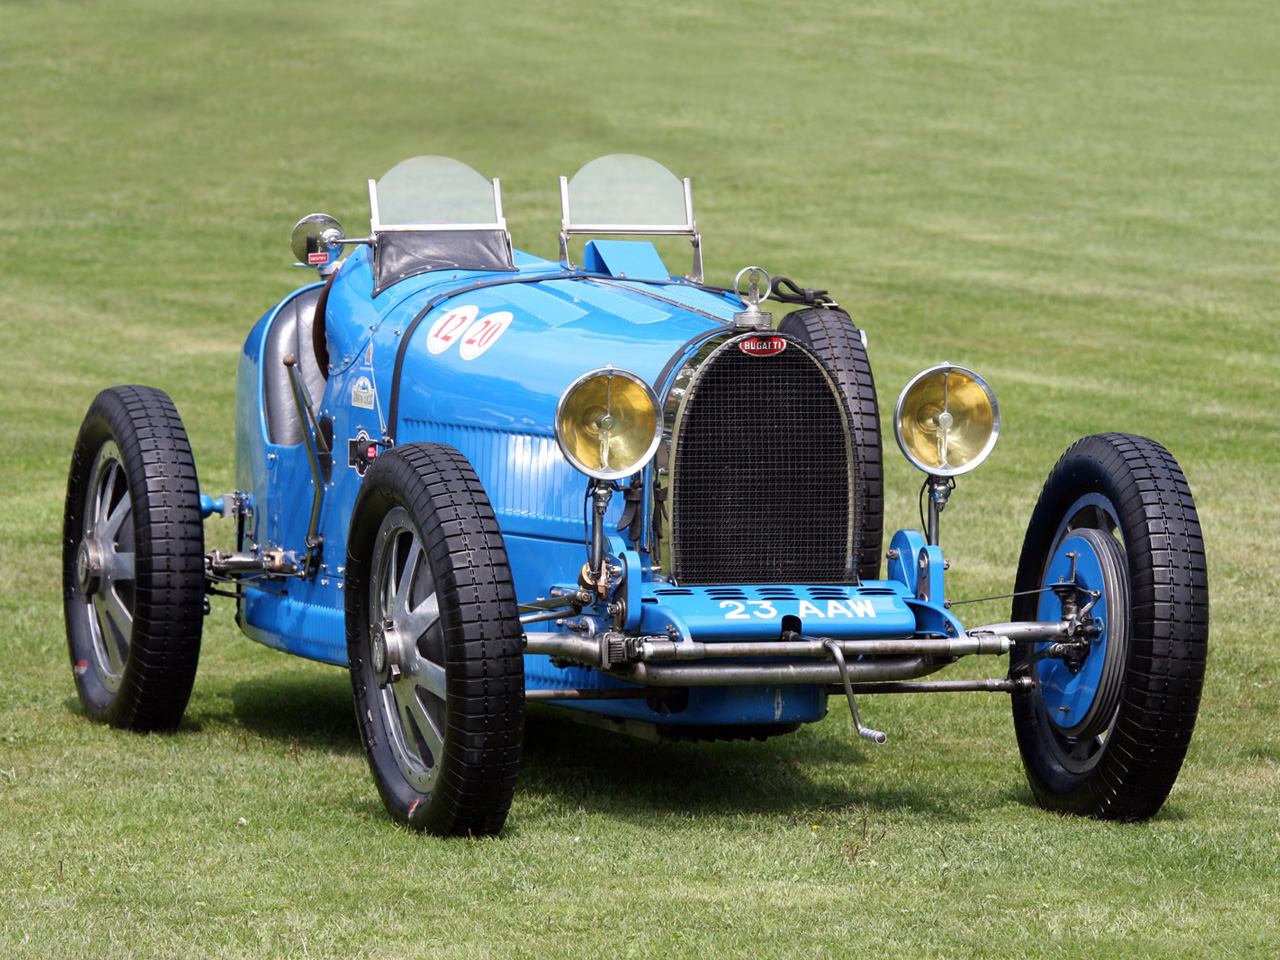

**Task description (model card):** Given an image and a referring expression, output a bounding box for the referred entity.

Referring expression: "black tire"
[1011,433,1208,821]
[778,307,884,580]
[63,385,205,731]
[346,443,524,836]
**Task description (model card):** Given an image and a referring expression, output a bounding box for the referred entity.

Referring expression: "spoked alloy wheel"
[346,443,524,836]
[1011,433,1208,820]
[63,386,204,730]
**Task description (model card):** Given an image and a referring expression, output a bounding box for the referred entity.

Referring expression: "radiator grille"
[670,343,854,584]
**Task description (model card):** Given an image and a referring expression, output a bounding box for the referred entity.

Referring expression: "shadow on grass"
[518,709,987,823]
[219,671,996,823]
[229,668,362,756]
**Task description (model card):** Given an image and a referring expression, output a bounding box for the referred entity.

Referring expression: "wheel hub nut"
[370,621,390,685]
[77,538,104,597]
[371,618,406,686]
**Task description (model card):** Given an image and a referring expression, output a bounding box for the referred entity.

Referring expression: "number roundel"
[425,305,513,360]
[426,305,479,355]
[459,311,513,360]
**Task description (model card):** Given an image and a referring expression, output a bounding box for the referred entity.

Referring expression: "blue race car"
[63,155,1208,835]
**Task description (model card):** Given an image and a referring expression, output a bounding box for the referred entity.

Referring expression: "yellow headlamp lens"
[894,363,1000,476]
[554,367,661,480]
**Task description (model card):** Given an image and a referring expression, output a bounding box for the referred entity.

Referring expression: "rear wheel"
[1011,433,1208,820]
[778,307,883,580]
[63,385,205,730]
[346,443,524,836]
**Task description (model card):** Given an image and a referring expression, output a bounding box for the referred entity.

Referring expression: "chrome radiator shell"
[651,332,857,585]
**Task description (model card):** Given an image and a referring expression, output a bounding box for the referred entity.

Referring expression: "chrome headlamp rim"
[554,365,662,481]
[893,362,1001,477]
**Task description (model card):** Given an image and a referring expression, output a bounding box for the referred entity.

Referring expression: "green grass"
[2,0,1278,956]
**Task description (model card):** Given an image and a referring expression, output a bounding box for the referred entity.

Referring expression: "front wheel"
[346,443,524,836]
[1011,433,1208,821]
[63,385,205,730]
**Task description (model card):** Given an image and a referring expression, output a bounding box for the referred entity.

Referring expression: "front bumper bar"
[523,620,1071,687]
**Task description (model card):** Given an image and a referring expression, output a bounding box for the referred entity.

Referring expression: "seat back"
[262,287,327,446]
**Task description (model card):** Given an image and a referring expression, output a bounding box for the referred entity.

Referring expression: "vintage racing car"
[63,155,1209,834]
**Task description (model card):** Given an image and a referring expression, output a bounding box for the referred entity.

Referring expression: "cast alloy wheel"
[368,506,450,795]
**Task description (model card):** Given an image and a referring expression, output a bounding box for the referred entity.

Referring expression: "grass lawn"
[2,0,1277,957]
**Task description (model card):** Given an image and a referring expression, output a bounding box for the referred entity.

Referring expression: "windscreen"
[375,156,500,227]
[565,154,689,227]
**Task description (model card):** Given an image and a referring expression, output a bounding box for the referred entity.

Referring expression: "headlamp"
[894,363,1000,476]
[554,367,661,481]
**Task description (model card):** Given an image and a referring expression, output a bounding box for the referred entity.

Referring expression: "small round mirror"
[290,213,345,266]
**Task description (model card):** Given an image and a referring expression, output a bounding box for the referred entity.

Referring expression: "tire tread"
[1011,432,1207,820]
[63,385,204,732]
[777,308,884,580]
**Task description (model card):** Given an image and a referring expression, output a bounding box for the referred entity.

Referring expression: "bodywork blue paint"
[228,235,959,730]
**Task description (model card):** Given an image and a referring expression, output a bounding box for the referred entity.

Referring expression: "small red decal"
[307,252,328,265]
[739,336,788,357]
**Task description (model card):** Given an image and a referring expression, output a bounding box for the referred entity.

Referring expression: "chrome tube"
[635,633,1011,661]
[523,633,603,664]
[615,656,940,688]
[523,622,1069,677]
[966,621,1072,643]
